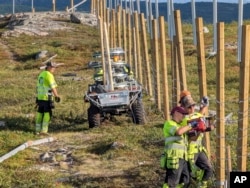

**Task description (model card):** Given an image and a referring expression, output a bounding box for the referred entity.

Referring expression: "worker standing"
[180,95,214,188]
[162,106,198,188]
[35,61,60,135]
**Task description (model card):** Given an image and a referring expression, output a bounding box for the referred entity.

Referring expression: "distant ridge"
[169,2,250,23]
[0,1,250,24]
[145,2,250,23]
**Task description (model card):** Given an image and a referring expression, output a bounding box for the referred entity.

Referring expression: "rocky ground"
[0,11,97,37]
[0,11,98,64]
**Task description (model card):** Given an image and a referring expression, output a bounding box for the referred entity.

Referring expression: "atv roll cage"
[84,48,146,128]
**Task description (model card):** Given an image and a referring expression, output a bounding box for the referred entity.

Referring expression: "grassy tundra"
[0,13,249,187]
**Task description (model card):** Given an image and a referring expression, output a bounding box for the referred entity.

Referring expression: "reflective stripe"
[37,86,51,95]
[165,136,182,144]
[192,140,202,145]
[190,138,203,146]
[165,143,187,150]
[37,86,51,100]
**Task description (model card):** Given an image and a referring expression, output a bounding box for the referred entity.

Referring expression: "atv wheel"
[88,105,101,128]
[131,99,146,125]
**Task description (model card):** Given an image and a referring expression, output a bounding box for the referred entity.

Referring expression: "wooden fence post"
[132,27,138,79]
[98,17,106,85]
[172,36,180,107]
[134,11,142,84]
[122,9,127,60]
[127,12,132,69]
[195,17,211,159]
[116,6,121,47]
[216,22,225,188]
[103,0,106,23]
[226,146,232,187]
[237,25,250,171]
[106,8,110,44]
[140,13,153,96]
[99,0,103,21]
[159,16,170,119]
[112,9,116,47]
[103,23,114,91]
[174,10,187,90]
[152,19,161,110]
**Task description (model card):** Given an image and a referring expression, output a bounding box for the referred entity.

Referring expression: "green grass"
[0,15,249,188]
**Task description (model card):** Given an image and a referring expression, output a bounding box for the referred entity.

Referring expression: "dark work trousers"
[37,100,53,116]
[195,151,213,181]
[165,158,190,188]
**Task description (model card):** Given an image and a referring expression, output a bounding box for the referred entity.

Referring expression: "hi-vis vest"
[182,112,206,154]
[36,70,57,101]
[163,120,188,160]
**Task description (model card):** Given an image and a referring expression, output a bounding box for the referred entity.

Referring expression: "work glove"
[55,96,61,103]
[189,120,198,128]
[196,120,207,132]
[201,96,209,107]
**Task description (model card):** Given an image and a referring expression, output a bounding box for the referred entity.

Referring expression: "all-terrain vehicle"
[84,48,146,128]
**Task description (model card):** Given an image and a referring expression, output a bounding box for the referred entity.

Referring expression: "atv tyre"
[88,105,101,128]
[131,99,146,125]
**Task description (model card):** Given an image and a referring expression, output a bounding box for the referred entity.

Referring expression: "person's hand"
[201,96,209,107]
[189,121,198,128]
[55,96,60,103]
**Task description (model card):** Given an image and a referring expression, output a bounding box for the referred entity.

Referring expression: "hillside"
[0,11,167,188]
[1,1,250,23]
[0,6,248,188]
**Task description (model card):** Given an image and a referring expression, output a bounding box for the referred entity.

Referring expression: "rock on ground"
[0,11,97,37]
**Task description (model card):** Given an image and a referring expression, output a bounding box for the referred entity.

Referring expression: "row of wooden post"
[91,1,249,188]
